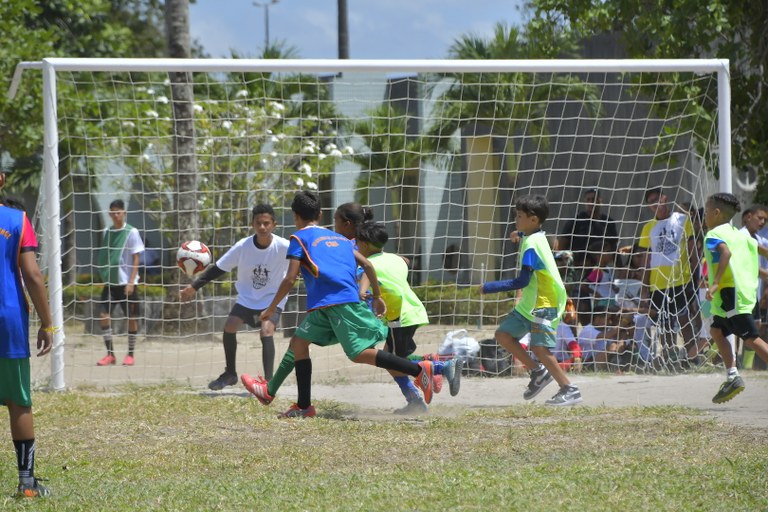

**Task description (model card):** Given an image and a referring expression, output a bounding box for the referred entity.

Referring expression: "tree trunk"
[165,0,198,244]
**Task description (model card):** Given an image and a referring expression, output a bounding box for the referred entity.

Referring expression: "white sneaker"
[545,385,583,406]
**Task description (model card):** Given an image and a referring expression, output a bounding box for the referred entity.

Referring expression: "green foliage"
[526,0,768,198]
[413,281,515,325]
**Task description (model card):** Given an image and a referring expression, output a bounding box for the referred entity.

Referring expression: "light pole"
[253,0,279,50]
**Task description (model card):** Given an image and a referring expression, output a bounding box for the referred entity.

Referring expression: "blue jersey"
[288,225,360,310]
[0,206,33,358]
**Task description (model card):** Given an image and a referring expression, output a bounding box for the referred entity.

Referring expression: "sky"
[189,0,526,60]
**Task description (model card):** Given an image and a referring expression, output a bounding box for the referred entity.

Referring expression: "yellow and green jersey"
[704,223,759,316]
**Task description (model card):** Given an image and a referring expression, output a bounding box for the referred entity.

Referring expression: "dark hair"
[291,190,321,221]
[644,187,663,203]
[2,196,26,212]
[742,204,767,220]
[584,187,601,199]
[336,202,373,227]
[252,203,276,220]
[109,199,125,210]
[356,221,388,248]
[708,192,741,220]
[515,195,549,223]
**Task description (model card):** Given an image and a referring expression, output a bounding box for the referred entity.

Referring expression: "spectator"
[637,188,701,368]
[578,305,625,371]
[559,187,619,274]
[95,199,145,367]
[739,204,768,370]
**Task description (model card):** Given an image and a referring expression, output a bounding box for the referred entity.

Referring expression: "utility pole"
[253,0,279,50]
[338,0,349,59]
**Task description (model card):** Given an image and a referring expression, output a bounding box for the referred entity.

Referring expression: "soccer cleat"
[241,373,274,405]
[16,478,50,498]
[712,376,745,404]
[442,357,463,396]
[545,385,583,406]
[96,354,116,366]
[394,397,428,416]
[433,375,443,394]
[414,360,435,405]
[208,371,238,391]
[278,403,316,418]
[122,355,135,366]
[523,366,553,400]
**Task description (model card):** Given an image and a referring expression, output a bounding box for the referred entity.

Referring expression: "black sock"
[101,327,114,355]
[261,336,275,380]
[375,350,421,377]
[223,332,237,375]
[127,331,137,356]
[14,439,35,483]
[295,358,312,409]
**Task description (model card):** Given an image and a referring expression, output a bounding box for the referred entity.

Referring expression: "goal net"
[13,58,730,390]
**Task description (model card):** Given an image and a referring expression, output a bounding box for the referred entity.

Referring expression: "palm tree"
[352,102,423,268]
[425,22,598,282]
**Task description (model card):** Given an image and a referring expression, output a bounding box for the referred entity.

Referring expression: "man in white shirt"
[741,204,768,370]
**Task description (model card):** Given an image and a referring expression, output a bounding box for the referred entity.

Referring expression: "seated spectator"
[519,323,583,373]
[578,305,626,371]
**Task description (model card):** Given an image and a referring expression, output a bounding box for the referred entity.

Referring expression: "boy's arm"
[758,244,768,259]
[354,250,386,317]
[19,251,54,356]
[706,242,730,300]
[260,259,302,322]
[479,266,533,294]
[126,252,140,294]
[180,264,227,301]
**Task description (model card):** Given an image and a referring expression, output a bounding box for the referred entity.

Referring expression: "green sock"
[268,349,295,396]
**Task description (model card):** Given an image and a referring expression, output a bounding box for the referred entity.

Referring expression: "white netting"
[25,59,727,388]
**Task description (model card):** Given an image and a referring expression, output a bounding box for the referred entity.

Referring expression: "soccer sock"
[127,331,137,357]
[101,327,114,355]
[727,367,739,380]
[268,349,295,397]
[14,439,35,485]
[432,361,445,375]
[223,332,237,375]
[394,375,420,402]
[295,358,312,409]
[261,336,275,380]
[375,350,421,377]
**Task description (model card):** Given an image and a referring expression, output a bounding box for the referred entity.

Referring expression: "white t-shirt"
[216,234,290,310]
[578,323,605,362]
[107,226,144,285]
[553,323,577,363]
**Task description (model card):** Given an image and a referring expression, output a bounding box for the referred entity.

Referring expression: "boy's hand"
[260,307,276,323]
[372,296,387,318]
[706,283,719,301]
[37,327,53,357]
[179,286,196,302]
[478,285,486,295]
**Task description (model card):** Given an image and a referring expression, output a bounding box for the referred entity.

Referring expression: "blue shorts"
[498,308,558,349]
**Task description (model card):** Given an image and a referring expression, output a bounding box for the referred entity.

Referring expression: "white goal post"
[10,58,731,391]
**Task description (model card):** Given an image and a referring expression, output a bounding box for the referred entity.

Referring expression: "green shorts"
[498,308,558,349]
[296,302,388,360]
[0,358,32,407]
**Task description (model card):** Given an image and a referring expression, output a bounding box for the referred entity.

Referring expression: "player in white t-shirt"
[180,205,289,390]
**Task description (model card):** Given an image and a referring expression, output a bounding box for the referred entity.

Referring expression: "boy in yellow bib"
[703,193,768,403]
[480,195,582,406]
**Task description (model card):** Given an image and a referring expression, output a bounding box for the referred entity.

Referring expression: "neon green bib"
[516,232,567,326]
[704,223,758,316]
[368,252,428,327]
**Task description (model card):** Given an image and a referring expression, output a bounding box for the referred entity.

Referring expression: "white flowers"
[299,163,312,176]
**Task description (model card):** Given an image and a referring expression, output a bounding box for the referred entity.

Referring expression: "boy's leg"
[278,337,316,418]
[531,346,571,388]
[208,315,243,390]
[125,287,141,365]
[711,324,745,403]
[743,336,768,364]
[495,330,538,371]
[260,319,277,380]
[97,286,116,365]
[242,348,294,404]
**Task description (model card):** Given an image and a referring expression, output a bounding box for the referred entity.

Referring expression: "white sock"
[727,367,739,380]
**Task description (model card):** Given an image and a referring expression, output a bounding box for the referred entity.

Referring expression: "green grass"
[3,385,767,511]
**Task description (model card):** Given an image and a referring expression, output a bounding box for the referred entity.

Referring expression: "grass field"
[2,383,767,511]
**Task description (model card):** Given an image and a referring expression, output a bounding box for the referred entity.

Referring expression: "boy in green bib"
[480,195,582,406]
[703,193,768,403]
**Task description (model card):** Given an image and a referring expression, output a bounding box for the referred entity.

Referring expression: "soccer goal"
[9,58,731,390]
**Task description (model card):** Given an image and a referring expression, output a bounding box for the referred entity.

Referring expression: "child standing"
[480,195,582,405]
[180,204,289,390]
[702,193,768,403]
[356,221,461,414]
[257,191,459,417]
[0,174,54,497]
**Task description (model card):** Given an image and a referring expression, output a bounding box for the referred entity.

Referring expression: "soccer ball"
[176,240,212,278]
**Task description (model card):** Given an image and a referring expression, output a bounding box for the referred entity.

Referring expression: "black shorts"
[229,303,281,329]
[650,283,697,317]
[712,288,759,339]
[98,285,140,317]
[384,324,418,358]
